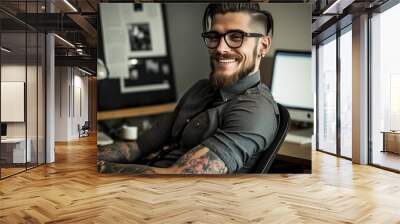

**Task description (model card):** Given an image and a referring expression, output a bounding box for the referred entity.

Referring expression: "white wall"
[262,4,311,57]
[54,67,89,141]
[55,66,69,141]
[74,73,89,122]
[72,73,89,138]
[1,65,37,137]
[1,63,46,163]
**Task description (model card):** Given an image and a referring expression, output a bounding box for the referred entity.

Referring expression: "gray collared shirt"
[137,71,279,173]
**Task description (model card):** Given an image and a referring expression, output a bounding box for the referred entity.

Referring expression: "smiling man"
[97,3,279,174]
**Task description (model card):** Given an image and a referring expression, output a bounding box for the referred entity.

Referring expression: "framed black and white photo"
[124,4,167,58]
[120,58,171,94]
[128,23,152,52]
[100,3,168,78]
[98,3,176,111]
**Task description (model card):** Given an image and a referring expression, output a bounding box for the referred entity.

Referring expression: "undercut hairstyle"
[202,3,274,37]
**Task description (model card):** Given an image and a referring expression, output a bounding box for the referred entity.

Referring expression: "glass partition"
[27,31,38,169]
[0,1,46,179]
[1,31,28,177]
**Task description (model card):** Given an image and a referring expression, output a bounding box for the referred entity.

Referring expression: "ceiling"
[3,0,388,72]
[311,0,390,43]
[0,0,101,73]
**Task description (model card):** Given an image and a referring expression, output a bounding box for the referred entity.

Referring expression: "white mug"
[118,125,138,141]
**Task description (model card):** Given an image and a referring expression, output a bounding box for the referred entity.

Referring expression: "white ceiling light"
[1,47,11,53]
[63,0,78,12]
[54,34,75,48]
[78,67,92,76]
[323,0,355,15]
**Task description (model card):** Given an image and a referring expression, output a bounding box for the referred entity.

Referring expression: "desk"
[97,103,176,121]
[278,141,311,162]
[1,138,31,163]
[271,141,311,173]
[278,128,312,162]
[382,131,400,154]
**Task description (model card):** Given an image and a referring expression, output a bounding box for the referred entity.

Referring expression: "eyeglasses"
[201,30,264,49]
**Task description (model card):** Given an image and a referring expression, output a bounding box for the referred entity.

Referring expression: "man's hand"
[97,160,157,174]
[97,141,142,163]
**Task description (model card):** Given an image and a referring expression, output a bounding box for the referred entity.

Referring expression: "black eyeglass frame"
[201,30,264,49]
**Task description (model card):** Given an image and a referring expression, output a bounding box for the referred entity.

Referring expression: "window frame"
[367,0,400,173]
[315,19,353,160]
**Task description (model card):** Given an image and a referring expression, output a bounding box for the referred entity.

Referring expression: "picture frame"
[98,3,176,111]
[100,3,167,78]
[125,4,167,58]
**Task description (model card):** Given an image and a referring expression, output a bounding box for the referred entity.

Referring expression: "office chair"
[79,121,90,138]
[250,103,290,173]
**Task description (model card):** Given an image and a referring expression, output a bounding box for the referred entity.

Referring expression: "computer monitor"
[1,123,7,137]
[271,50,313,123]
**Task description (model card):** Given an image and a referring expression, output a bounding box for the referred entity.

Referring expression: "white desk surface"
[1,138,28,144]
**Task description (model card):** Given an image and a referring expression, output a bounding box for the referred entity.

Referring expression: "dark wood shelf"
[97,103,176,121]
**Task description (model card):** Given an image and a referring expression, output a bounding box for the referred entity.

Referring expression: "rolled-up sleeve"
[136,113,175,156]
[201,94,278,173]
[137,79,212,156]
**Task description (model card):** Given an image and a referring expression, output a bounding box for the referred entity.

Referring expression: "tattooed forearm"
[98,141,142,163]
[97,145,228,175]
[97,160,156,174]
[173,146,228,174]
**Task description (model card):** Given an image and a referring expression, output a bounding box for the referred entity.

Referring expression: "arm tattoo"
[98,141,142,163]
[173,146,228,174]
[97,160,156,174]
[97,146,228,175]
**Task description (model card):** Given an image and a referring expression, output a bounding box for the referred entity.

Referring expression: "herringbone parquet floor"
[1,135,400,223]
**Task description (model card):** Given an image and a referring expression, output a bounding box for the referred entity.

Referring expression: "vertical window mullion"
[25,0,28,171]
[367,11,373,165]
[36,0,39,167]
[336,28,341,157]
[316,44,320,150]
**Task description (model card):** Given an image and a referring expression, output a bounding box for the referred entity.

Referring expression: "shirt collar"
[219,70,261,101]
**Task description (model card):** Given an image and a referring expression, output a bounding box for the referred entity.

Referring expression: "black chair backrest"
[251,103,290,173]
[82,121,90,129]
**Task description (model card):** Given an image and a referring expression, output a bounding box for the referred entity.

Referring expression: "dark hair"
[202,3,274,37]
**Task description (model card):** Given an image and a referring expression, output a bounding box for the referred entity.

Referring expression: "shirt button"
[194,122,200,128]
[186,118,190,123]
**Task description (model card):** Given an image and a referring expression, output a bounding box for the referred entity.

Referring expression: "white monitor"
[271,51,313,122]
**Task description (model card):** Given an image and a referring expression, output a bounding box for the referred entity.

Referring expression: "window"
[370,2,400,171]
[317,35,337,154]
[339,27,352,158]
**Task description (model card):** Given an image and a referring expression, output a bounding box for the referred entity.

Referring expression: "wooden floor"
[1,167,25,178]
[1,163,45,178]
[372,150,400,171]
[1,135,400,223]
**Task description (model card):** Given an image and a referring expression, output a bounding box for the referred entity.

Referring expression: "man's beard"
[209,46,257,89]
